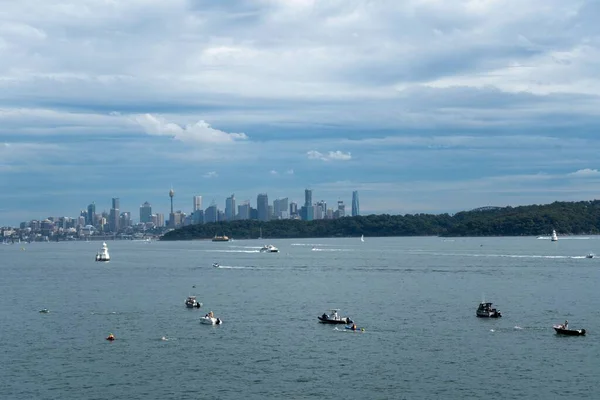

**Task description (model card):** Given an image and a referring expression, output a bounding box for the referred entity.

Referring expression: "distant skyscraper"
[87,202,96,226]
[109,197,120,232]
[304,189,312,207]
[273,198,289,219]
[120,212,131,228]
[290,202,298,217]
[336,200,345,218]
[154,213,165,227]
[352,191,359,217]
[193,196,202,212]
[238,201,250,220]
[225,194,236,221]
[257,193,269,221]
[204,204,218,223]
[140,201,152,223]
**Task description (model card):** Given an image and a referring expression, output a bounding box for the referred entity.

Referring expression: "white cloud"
[203,171,218,178]
[134,114,248,144]
[569,168,600,177]
[286,169,294,175]
[307,150,352,161]
[270,170,278,175]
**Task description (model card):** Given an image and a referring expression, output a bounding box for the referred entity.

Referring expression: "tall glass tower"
[351,191,359,217]
[257,193,269,221]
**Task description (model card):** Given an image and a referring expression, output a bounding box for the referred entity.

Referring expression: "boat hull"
[553,327,586,336]
[318,316,353,324]
[476,311,502,318]
[201,316,222,325]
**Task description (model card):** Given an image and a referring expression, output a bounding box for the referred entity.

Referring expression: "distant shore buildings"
[5,188,360,240]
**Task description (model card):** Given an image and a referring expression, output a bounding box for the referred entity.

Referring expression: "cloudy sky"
[2,0,600,225]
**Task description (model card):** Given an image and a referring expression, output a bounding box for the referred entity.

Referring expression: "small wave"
[292,243,326,246]
[514,326,523,330]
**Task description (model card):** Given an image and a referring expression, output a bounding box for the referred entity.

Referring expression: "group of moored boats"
[477,301,586,336]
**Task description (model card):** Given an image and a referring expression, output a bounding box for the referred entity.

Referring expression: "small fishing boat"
[553,324,586,336]
[476,302,502,318]
[586,253,595,259]
[185,295,202,308]
[318,309,353,324]
[39,308,49,313]
[212,262,220,268]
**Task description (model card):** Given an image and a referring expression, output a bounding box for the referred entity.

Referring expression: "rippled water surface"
[2,236,599,399]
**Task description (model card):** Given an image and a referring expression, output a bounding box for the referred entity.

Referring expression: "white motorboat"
[318,309,353,324]
[212,262,220,268]
[260,244,279,253]
[586,253,595,259]
[201,311,222,325]
[95,242,110,262]
[185,295,202,308]
[551,230,558,242]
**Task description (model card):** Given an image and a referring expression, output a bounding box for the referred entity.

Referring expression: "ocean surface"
[1,236,599,399]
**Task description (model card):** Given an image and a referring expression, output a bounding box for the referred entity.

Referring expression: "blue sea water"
[1,236,599,399]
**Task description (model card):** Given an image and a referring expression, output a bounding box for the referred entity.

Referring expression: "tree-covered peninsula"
[160,200,600,240]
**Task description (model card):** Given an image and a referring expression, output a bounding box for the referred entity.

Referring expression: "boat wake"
[425,252,589,259]
[311,248,353,252]
[203,249,261,253]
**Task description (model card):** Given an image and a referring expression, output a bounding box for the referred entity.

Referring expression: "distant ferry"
[212,235,230,242]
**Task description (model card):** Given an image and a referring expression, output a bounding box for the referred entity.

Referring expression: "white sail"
[360,235,365,242]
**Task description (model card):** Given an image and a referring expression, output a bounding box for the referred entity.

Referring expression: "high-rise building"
[109,197,120,232]
[335,200,345,218]
[257,193,269,221]
[120,212,131,228]
[274,198,289,219]
[304,189,312,207]
[140,201,152,223]
[290,202,298,217]
[237,201,250,220]
[87,202,96,226]
[193,196,202,212]
[154,213,165,227]
[352,191,359,216]
[204,204,218,223]
[225,194,236,221]
[192,195,203,224]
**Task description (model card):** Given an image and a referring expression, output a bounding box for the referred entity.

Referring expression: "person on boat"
[563,320,568,329]
[106,333,115,341]
[322,313,328,320]
[351,324,357,331]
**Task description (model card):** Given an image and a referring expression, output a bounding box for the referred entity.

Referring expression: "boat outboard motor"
[216,318,221,325]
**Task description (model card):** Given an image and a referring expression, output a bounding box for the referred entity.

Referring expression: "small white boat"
[212,262,220,268]
[586,253,595,259]
[551,230,558,242]
[185,295,202,308]
[260,244,279,253]
[201,311,222,325]
[95,242,110,262]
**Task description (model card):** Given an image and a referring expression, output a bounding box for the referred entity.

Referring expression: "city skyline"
[1,187,361,228]
[2,1,600,226]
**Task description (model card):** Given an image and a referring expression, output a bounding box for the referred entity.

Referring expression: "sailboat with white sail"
[360,235,365,242]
